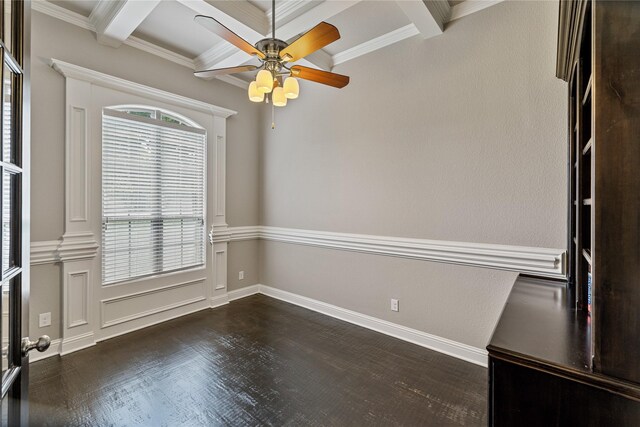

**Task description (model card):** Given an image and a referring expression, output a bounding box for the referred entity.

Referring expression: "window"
[102,107,206,285]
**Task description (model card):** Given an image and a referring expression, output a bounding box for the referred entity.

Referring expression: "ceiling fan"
[193,0,350,108]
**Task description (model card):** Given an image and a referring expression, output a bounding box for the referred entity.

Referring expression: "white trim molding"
[258,285,487,367]
[30,235,99,265]
[99,278,208,329]
[51,59,234,358]
[29,339,62,363]
[31,240,61,265]
[30,284,487,367]
[33,0,506,90]
[60,331,95,356]
[209,226,566,279]
[449,0,505,22]
[50,59,237,118]
[226,284,486,367]
[34,223,566,278]
[332,24,420,67]
[228,284,261,301]
[209,225,261,244]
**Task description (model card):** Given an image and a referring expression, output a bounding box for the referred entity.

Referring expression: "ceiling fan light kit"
[248,81,264,102]
[256,69,274,94]
[194,0,350,118]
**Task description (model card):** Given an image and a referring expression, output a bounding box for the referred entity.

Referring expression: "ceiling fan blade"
[279,22,340,62]
[290,65,349,89]
[194,65,258,80]
[194,15,265,59]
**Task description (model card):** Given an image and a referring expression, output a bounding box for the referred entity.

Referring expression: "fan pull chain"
[271,102,276,129]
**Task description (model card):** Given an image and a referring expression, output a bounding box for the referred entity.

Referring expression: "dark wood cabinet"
[558,0,640,388]
[488,0,640,424]
[488,277,640,426]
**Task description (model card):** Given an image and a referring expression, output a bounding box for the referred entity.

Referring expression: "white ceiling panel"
[49,0,99,17]
[322,1,411,56]
[133,1,221,58]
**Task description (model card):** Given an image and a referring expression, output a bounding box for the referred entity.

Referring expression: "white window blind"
[102,108,206,285]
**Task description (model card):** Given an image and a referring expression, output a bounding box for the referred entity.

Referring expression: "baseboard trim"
[210,294,230,308]
[60,332,95,356]
[228,284,261,301]
[29,338,62,363]
[47,283,487,368]
[228,284,488,367]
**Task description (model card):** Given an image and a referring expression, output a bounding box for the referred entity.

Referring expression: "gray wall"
[29,1,567,353]
[259,1,567,349]
[29,11,261,340]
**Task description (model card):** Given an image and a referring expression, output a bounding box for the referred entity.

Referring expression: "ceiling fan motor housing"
[256,38,289,60]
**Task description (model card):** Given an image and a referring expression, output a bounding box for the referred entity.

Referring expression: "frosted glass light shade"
[248,81,264,102]
[272,87,287,107]
[256,70,274,93]
[283,77,299,99]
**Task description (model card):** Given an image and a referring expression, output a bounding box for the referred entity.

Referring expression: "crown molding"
[34,0,508,92]
[449,0,505,22]
[194,41,237,71]
[333,24,420,67]
[216,74,250,89]
[32,1,251,91]
[32,0,94,31]
[125,36,195,69]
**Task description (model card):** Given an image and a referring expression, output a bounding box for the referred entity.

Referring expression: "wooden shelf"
[583,138,592,155]
[583,249,592,265]
[583,198,592,205]
[582,74,593,105]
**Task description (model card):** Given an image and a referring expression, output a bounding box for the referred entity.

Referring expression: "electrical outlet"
[390,299,399,312]
[39,312,51,328]
[239,271,244,280]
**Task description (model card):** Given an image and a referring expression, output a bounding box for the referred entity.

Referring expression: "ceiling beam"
[89,0,161,48]
[34,0,508,90]
[395,0,451,39]
[235,0,363,71]
[268,0,361,41]
[450,0,505,21]
[187,0,362,72]
[266,0,316,27]
[332,24,419,67]
[179,0,281,73]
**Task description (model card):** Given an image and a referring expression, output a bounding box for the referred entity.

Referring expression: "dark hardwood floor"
[29,295,487,426]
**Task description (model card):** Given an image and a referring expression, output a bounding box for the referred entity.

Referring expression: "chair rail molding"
[209,226,566,279]
[51,59,235,354]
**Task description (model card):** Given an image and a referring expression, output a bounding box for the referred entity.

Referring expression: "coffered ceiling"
[35,0,505,88]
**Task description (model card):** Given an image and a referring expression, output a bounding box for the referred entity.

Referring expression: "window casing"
[101,107,206,285]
